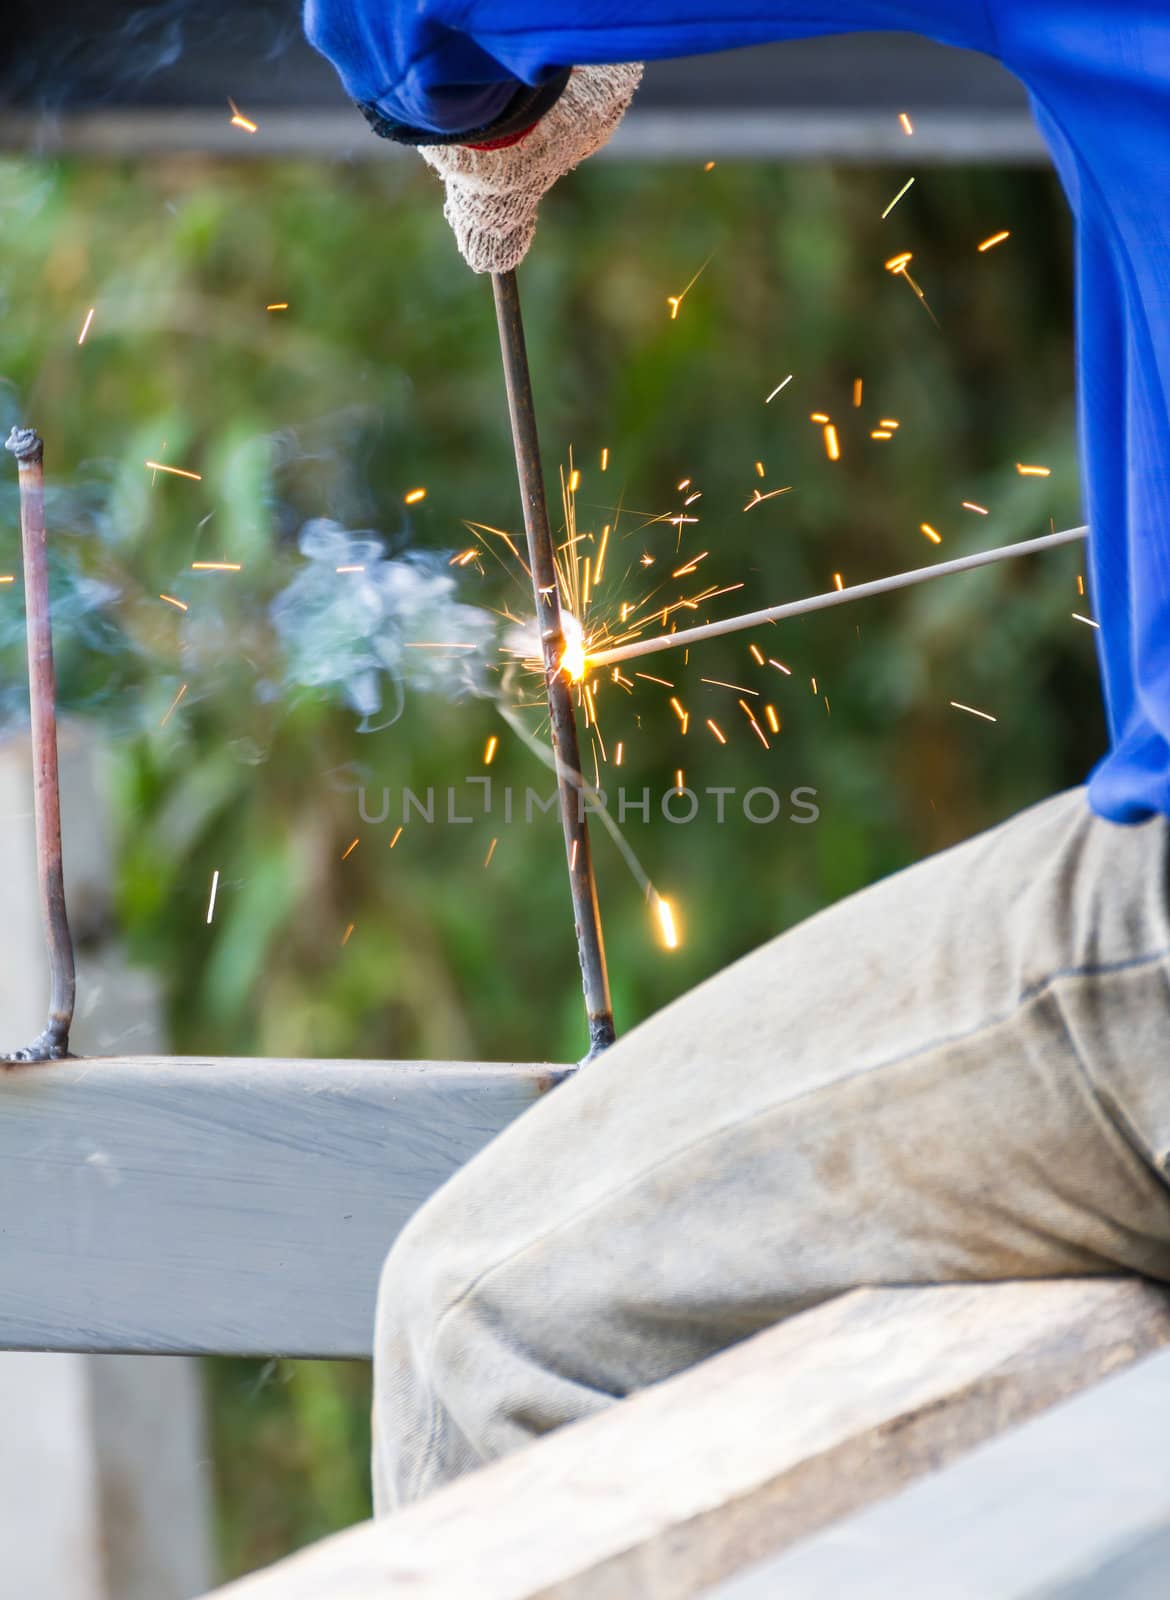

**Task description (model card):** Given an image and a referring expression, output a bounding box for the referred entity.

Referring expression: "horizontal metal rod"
[588,525,1088,669]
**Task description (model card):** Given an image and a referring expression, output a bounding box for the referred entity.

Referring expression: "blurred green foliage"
[0,150,1094,1579]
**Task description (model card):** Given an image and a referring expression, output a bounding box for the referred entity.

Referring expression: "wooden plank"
[707,1343,1170,1599]
[198,1277,1170,1600]
[0,1056,566,1357]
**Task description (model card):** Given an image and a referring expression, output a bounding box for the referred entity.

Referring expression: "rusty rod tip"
[5,427,43,463]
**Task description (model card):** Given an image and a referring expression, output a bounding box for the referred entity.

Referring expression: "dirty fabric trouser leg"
[371,786,1170,1511]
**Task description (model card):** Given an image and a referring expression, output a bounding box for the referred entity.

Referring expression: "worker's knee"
[374,1169,501,1372]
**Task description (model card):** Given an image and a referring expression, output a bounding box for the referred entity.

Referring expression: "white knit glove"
[418,64,643,274]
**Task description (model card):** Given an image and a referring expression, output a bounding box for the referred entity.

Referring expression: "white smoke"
[270,518,498,728]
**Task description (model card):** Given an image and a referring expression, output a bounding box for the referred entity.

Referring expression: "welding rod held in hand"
[490,269,616,1059]
[588,524,1090,669]
[4,427,75,1063]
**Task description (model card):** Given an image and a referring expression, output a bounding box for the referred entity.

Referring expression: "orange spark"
[160,683,188,727]
[1016,464,1051,477]
[404,486,428,504]
[898,112,914,135]
[483,735,498,765]
[706,719,727,745]
[961,501,990,515]
[666,254,712,320]
[191,561,242,572]
[852,377,863,408]
[228,98,258,133]
[920,523,943,544]
[655,896,680,950]
[977,230,1011,253]
[824,425,841,462]
[146,461,201,481]
[160,594,188,611]
[389,826,403,848]
[764,704,781,734]
[672,552,709,578]
[78,306,96,345]
[600,447,609,471]
[266,302,289,311]
[341,837,360,861]
[739,698,769,749]
[833,573,844,590]
[484,838,498,868]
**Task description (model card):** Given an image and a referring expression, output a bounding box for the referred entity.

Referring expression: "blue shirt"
[305,1,1170,824]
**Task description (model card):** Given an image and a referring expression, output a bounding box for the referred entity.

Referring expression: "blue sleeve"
[994,5,1170,822]
[305,0,1170,824]
[303,2,996,138]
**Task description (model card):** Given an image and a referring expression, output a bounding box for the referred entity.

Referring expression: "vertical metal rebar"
[4,427,75,1063]
[490,270,615,1058]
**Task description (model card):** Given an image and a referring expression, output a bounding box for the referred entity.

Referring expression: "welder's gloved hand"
[418,64,642,274]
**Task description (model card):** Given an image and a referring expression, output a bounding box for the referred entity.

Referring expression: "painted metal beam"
[0,1056,568,1358]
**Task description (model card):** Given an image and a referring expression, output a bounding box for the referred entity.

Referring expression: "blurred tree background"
[0,148,1094,1579]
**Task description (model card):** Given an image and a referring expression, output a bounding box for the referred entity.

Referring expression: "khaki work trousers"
[371,787,1170,1511]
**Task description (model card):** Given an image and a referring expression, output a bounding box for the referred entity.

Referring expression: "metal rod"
[4,427,75,1063]
[589,524,1089,669]
[490,270,615,1058]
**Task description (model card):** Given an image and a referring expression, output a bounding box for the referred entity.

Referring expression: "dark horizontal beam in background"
[0,1,1044,162]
